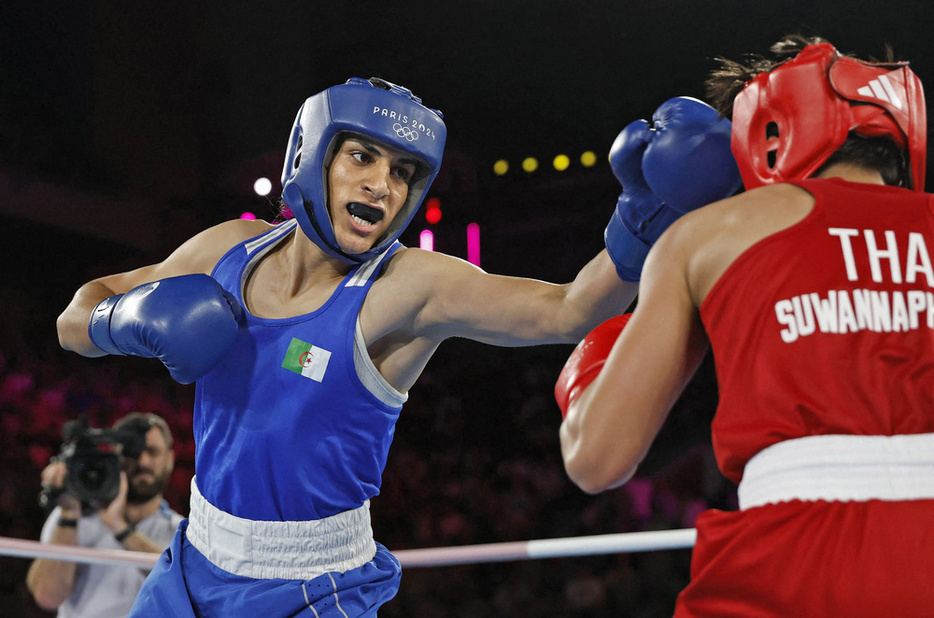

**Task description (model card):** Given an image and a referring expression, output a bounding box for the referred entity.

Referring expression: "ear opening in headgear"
[292,136,303,170]
[765,122,780,169]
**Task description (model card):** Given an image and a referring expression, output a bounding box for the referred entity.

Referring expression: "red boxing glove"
[555,314,633,418]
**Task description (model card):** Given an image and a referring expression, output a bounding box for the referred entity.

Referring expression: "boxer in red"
[558,35,934,616]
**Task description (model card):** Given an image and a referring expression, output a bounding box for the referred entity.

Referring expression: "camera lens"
[65,451,122,506]
[75,459,108,489]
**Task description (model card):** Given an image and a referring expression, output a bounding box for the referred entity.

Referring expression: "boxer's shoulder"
[365,246,484,337]
[363,247,441,322]
[664,183,817,304]
[661,183,813,246]
[377,245,475,287]
[206,218,278,246]
[683,183,815,248]
[166,218,274,272]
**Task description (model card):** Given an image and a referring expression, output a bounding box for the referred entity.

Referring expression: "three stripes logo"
[855,71,904,110]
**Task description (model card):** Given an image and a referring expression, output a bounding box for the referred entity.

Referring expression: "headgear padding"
[280,77,447,263]
[731,43,927,191]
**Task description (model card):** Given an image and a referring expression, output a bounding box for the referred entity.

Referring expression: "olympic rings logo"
[393,123,419,142]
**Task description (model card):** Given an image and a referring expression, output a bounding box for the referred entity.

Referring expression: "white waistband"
[738,433,934,510]
[186,478,377,580]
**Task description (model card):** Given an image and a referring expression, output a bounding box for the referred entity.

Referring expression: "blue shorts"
[129,520,401,617]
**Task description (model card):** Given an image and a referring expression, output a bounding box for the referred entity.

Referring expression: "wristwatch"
[114,525,136,543]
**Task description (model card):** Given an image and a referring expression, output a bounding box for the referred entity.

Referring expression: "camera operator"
[26,412,184,617]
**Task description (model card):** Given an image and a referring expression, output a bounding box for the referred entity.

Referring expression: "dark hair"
[705,35,832,119]
[706,34,908,187]
[274,197,294,223]
[815,134,906,187]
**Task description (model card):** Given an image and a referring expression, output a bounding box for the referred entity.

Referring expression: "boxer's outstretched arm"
[399,97,739,348]
[396,246,637,347]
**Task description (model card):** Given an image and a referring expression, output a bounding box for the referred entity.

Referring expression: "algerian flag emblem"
[281,338,332,382]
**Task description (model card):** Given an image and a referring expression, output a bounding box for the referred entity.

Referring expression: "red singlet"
[676,179,934,616]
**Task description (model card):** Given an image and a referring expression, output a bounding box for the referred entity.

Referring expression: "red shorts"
[675,499,934,617]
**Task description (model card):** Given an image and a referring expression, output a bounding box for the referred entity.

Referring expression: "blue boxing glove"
[88,274,243,384]
[605,97,742,281]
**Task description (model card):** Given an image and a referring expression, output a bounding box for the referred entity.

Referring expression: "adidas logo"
[856,72,903,110]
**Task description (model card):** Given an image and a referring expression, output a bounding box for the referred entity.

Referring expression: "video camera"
[39,417,148,511]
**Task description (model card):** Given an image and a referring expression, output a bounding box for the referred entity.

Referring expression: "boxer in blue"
[56,77,741,615]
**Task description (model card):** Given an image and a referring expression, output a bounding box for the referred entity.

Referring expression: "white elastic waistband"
[738,433,934,510]
[186,478,377,580]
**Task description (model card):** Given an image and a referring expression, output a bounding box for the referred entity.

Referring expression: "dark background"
[1,1,931,615]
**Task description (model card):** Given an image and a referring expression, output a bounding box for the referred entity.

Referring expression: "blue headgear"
[280,77,447,263]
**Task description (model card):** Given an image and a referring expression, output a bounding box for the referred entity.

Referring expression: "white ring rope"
[395,528,696,567]
[0,536,159,568]
[0,528,696,569]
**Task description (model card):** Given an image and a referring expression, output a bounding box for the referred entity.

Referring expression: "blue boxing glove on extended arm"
[605,97,743,281]
[88,274,243,384]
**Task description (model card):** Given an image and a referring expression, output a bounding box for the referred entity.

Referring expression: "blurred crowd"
[0,333,734,617]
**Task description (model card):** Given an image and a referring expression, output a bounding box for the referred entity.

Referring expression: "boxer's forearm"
[57,281,116,357]
[561,250,638,339]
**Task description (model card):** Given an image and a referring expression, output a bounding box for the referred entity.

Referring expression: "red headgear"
[731,43,927,191]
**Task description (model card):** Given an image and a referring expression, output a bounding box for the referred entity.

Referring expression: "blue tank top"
[194,220,405,521]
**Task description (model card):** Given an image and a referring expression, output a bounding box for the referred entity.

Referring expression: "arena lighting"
[494,151,602,176]
[425,197,442,224]
[240,212,257,220]
[253,177,273,196]
[467,223,481,266]
[420,229,434,251]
